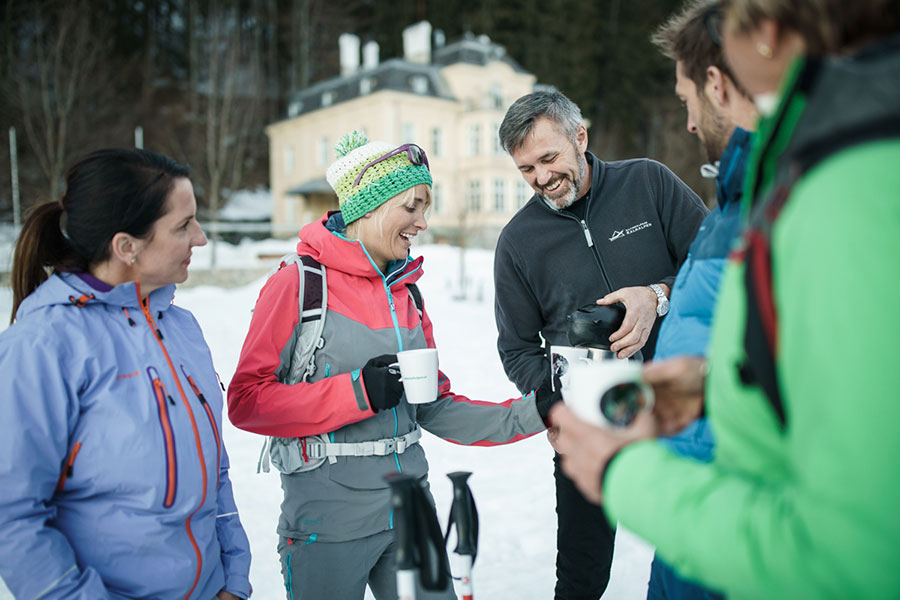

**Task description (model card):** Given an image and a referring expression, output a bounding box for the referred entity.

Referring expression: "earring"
[756,42,773,59]
[131,256,136,265]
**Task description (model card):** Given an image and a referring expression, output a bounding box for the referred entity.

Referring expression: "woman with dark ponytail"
[0,148,252,599]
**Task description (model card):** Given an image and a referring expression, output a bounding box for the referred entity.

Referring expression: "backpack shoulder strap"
[739,118,900,430]
[263,252,327,385]
[407,282,423,318]
[299,255,326,323]
[257,254,327,474]
[285,255,327,385]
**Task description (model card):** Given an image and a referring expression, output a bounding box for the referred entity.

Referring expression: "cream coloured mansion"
[266,21,543,247]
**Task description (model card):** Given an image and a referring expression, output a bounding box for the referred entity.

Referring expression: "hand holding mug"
[642,356,706,436]
[551,403,656,504]
[362,354,404,412]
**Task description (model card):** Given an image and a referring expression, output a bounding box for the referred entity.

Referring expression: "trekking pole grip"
[447,471,479,600]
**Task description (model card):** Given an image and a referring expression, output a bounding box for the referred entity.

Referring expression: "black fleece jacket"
[494,152,707,393]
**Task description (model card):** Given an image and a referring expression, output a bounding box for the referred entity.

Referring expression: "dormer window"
[411,76,428,94]
[322,91,336,106]
[360,77,375,95]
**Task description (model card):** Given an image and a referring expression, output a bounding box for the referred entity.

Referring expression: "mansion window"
[317,137,329,166]
[431,127,442,158]
[467,180,481,212]
[493,178,505,212]
[284,145,295,174]
[468,124,481,156]
[516,180,529,209]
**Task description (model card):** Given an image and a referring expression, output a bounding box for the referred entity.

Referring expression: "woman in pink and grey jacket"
[0,149,252,599]
[228,132,560,600]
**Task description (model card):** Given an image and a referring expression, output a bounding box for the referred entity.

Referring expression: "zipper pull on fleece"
[580,220,594,247]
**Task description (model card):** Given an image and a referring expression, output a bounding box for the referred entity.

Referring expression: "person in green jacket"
[550,0,900,597]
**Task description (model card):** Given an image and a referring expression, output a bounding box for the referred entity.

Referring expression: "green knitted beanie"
[326,131,433,224]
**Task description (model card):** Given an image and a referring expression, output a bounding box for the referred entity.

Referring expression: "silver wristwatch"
[648,283,669,317]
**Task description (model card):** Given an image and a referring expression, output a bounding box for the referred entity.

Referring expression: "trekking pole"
[385,472,453,600]
[386,473,419,600]
[445,471,479,600]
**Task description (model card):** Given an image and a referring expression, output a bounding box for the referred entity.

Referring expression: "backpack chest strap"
[305,425,422,460]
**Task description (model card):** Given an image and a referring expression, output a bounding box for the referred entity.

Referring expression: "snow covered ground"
[0,236,653,599]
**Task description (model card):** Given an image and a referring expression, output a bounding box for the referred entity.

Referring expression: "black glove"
[362,354,404,412]
[534,374,563,425]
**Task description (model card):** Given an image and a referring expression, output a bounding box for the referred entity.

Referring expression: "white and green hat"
[326,131,432,224]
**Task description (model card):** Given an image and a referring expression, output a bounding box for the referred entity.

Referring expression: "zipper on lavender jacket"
[135,283,208,600]
[181,364,222,488]
[147,366,178,508]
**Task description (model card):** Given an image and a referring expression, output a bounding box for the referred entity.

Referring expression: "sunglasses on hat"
[353,143,430,187]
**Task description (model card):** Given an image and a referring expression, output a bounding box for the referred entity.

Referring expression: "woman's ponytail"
[10,201,81,323]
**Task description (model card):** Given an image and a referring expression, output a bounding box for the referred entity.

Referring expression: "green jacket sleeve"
[605,141,900,599]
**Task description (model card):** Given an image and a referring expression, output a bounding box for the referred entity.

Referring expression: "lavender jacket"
[0,272,251,599]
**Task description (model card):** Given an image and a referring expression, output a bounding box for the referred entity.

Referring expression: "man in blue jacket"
[643,1,758,598]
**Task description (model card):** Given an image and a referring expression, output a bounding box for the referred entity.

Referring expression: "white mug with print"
[562,359,654,428]
[393,348,439,404]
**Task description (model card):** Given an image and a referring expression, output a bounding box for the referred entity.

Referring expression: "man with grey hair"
[494,89,707,599]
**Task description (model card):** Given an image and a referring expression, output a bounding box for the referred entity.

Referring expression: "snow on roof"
[218,187,273,222]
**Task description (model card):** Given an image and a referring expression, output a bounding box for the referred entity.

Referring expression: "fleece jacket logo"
[609,221,652,242]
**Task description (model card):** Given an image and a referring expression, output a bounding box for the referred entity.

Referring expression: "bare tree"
[5,0,111,201]
[172,0,263,268]
[291,0,315,94]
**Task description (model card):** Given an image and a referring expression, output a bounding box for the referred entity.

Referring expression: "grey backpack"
[256,253,423,474]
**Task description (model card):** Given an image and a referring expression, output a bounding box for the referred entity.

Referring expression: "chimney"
[402,21,432,64]
[363,40,380,70]
[339,33,360,76]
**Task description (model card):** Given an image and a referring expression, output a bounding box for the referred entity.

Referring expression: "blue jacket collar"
[325,210,346,233]
[64,272,176,311]
[16,271,176,321]
[716,127,753,210]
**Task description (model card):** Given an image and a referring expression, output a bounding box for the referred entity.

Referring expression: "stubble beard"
[699,97,732,164]
[541,149,588,210]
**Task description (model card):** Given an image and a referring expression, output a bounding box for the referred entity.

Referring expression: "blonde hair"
[344,184,432,241]
[724,0,900,55]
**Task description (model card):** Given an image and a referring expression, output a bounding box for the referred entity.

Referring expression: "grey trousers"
[278,531,458,600]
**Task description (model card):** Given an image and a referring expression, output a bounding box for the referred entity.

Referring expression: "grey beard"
[542,196,564,211]
[540,151,587,210]
[541,187,577,210]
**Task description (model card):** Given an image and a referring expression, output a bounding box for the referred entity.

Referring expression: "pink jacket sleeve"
[227,265,375,437]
